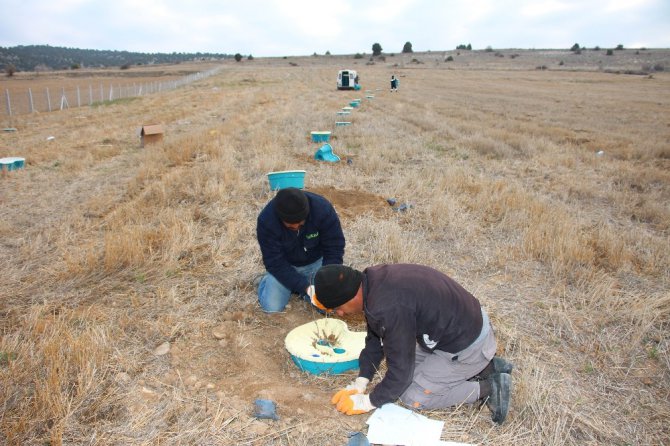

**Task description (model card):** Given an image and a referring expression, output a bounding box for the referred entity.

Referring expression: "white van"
[337,70,359,90]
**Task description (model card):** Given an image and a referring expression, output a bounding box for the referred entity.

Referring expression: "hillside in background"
[0,44,233,71]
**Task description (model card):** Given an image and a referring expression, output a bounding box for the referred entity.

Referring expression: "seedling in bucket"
[284,319,366,375]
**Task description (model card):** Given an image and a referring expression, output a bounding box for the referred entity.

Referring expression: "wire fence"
[2,66,223,117]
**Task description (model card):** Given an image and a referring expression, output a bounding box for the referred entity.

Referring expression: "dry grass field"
[1,50,669,445]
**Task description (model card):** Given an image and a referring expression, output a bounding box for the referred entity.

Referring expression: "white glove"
[306,285,315,299]
[346,377,370,393]
[331,377,370,409]
[334,393,376,415]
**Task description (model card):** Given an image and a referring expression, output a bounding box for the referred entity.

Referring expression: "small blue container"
[253,399,280,420]
[310,131,331,143]
[349,101,360,108]
[0,157,25,171]
[267,170,306,190]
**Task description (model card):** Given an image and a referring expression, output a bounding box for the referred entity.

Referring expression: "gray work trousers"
[399,310,497,409]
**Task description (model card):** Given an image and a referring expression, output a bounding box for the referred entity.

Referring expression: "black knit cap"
[274,187,309,223]
[314,265,363,309]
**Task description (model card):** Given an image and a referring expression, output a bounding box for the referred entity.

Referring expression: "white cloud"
[521,1,575,17]
[0,0,668,56]
[356,0,418,23]
[604,0,653,13]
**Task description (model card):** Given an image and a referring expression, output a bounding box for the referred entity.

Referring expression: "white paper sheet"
[365,403,474,446]
[366,403,444,446]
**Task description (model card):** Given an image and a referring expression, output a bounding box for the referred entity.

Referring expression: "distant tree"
[570,43,580,52]
[467,43,472,50]
[445,56,454,62]
[354,53,364,59]
[372,43,383,56]
[402,42,413,53]
[485,46,493,52]
[71,63,80,69]
[606,49,614,56]
[325,50,331,56]
[615,44,624,50]
[247,54,254,60]
[234,53,243,62]
[593,46,600,51]
[5,63,17,76]
[120,63,131,70]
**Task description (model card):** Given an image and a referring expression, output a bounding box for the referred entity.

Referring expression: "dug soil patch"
[309,185,390,220]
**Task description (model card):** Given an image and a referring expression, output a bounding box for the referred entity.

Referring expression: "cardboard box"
[140,124,164,147]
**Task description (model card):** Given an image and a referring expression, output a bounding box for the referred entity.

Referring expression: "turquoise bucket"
[0,157,25,171]
[310,131,331,143]
[267,170,306,190]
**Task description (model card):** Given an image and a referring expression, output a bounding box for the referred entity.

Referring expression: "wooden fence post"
[5,89,11,116]
[28,88,35,113]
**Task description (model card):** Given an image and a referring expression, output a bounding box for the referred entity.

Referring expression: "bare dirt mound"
[309,185,391,220]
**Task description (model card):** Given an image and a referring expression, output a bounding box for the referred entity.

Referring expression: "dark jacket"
[256,192,345,293]
[358,264,483,408]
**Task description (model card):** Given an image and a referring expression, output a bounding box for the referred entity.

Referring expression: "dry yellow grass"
[1,52,669,445]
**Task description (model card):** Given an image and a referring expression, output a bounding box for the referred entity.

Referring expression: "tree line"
[0,44,233,72]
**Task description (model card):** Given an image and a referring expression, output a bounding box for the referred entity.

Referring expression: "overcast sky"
[1,0,668,57]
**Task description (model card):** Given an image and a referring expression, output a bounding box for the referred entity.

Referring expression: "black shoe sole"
[490,372,512,425]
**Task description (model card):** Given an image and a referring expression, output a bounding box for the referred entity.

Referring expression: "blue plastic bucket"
[267,170,306,190]
[310,131,331,143]
[290,354,359,375]
[0,157,25,171]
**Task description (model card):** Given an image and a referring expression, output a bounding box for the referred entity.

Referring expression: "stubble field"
[1,50,669,445]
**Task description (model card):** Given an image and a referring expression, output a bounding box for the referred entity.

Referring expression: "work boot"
[492,357,514,375]
[485,372,512,425]
[476,356,514,380]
